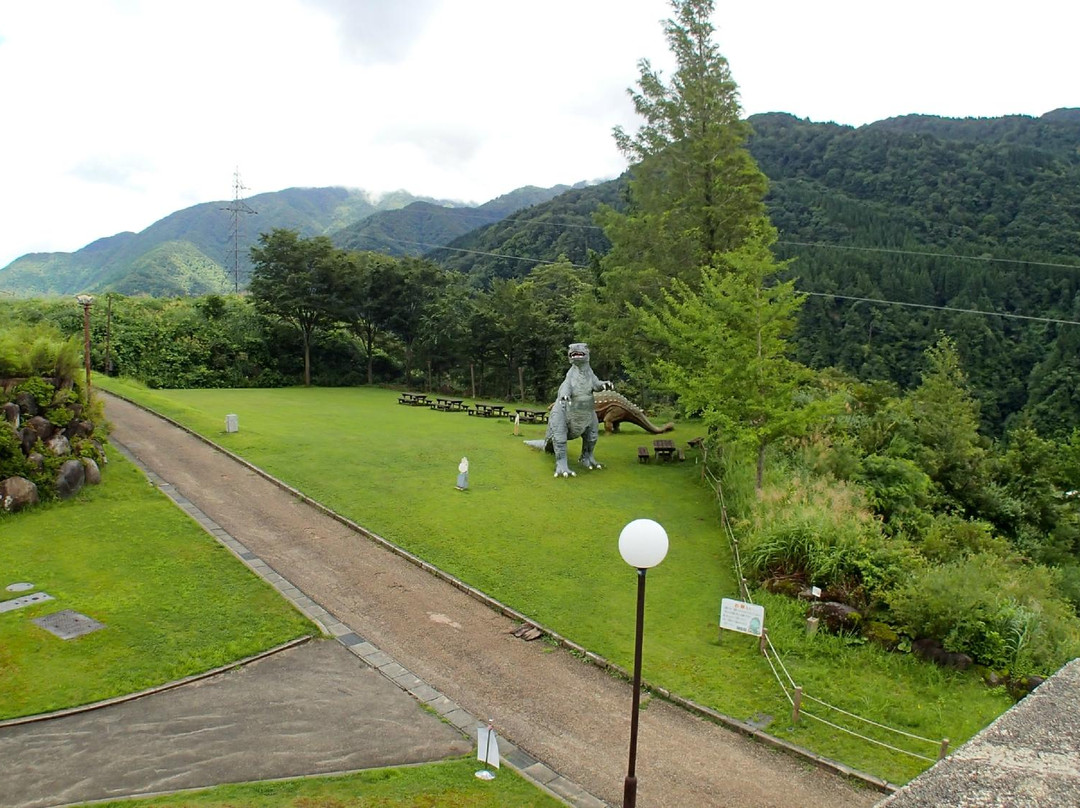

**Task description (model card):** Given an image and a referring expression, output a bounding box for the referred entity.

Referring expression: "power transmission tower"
[221,168,257,292]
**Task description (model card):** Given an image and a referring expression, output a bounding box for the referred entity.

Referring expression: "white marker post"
[475,718,500,780]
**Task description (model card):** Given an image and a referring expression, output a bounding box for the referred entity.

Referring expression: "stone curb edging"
[103,389,896,797]
[0,636,312,730]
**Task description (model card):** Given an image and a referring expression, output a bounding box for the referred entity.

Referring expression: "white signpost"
[719,597,765,637]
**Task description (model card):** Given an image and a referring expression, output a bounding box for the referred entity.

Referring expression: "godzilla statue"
[594,390,674,434]
[525,343,613,477]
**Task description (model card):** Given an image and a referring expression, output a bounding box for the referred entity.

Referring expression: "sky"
[1,0,1076,269]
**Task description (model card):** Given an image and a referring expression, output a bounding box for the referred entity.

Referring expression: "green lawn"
[0,444,317,719]
[97,379,1013,784]
[72,759,564,808]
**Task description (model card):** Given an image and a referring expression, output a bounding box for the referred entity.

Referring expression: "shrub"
[919,514,1011,563]
[745,505,917,607]
[0,425,31,480]
[14,376,57,410]
[887,554,1080,675]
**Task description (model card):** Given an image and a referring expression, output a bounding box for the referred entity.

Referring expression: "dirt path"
[104,393,881,808]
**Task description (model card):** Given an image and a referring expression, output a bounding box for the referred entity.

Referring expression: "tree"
[249,229,344,387]
[386,257,450,386]
[337,250,401,386]
[637,227,818,490]
[584,0,770,371]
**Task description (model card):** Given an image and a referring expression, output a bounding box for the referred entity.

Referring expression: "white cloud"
[0,0,1076,267]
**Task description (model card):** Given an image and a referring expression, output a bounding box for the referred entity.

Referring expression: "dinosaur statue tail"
[523,439,547,451]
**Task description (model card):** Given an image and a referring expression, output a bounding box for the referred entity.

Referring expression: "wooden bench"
[638,446,651,463]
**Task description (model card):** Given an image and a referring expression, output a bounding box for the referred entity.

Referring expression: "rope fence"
[698,448,951,763]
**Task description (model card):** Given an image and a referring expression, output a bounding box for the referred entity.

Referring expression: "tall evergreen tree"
[584,0,769,371]
[637,227,819,490]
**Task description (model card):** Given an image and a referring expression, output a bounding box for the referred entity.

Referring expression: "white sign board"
[720,598,765,637]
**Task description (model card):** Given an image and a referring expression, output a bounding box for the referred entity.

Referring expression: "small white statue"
[456,457,469,490]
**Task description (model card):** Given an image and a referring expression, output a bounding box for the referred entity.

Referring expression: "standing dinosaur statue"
[594,390,675,434]
[525,343,612,477]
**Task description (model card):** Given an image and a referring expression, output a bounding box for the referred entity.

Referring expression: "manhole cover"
[6,582,34,592]
[0,592,53,613]
[32,609,105,640]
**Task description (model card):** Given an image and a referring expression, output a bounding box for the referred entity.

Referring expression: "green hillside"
[0,184,579,297]
[412,110,1080,435]
[332,184,575,256]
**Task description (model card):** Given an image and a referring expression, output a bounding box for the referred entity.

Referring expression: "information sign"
[719,598,765,637]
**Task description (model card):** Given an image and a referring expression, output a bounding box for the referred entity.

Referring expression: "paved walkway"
[3,393,882,808]
[0,641,471,808]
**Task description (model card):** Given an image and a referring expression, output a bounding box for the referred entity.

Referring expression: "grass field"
[0,445,317,720]
[73,759,564,808]
[97,379,1013,784]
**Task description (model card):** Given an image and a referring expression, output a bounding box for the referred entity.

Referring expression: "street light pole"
[618,518,669,808]
[75,294,94,404]
[624,566,648,808]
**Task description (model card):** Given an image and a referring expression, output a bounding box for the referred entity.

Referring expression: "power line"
[380,236,1078,327]
[802,291,1080,327]
[775,240,1080,272]
[387,237,586,268]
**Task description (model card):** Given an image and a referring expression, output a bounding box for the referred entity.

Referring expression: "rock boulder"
[81,457,102,485]
[55,458,86,499]
[1,476,39,512]
[806,601,862,634]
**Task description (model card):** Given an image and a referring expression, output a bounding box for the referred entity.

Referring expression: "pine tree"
[582,0,816,489]
[637,226,819,490]
[583,0,769,371]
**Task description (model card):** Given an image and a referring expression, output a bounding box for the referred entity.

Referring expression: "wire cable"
[802,291,1080,326]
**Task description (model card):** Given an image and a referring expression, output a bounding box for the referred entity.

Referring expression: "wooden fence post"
[792,686,803,724]
[759,628,768,656]
[939,738,950,760]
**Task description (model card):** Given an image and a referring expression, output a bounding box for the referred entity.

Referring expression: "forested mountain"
[0,184,581,297]
[426,178,628,282]
[0,187,381,297]
[417,109,1080,435]
[331,184,574,257]
[750,110,1080,435]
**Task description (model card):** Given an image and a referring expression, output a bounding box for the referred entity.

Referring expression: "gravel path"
[104,392,881,808]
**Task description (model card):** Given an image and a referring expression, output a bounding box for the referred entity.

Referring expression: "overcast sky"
[1,0,1076,269]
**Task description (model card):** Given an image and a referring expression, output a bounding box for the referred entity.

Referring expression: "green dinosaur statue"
[525,343,612,477]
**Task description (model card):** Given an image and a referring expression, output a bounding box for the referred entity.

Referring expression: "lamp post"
[618,518,669,808]
[75,294,94,404]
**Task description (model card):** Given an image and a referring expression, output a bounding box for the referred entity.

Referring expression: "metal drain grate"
[0,592,53,614]
[32,609,106,640]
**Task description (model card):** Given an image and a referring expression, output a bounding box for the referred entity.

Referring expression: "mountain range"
[1,109,1078,299]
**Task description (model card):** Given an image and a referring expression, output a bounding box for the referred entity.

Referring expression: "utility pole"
[220,168,257,293]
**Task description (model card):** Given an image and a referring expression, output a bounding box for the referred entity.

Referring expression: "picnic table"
[470,403,507,418]
[653,438,679,462]
[511,408,549,424]
[398,392,429,406]
[432,397,465,412]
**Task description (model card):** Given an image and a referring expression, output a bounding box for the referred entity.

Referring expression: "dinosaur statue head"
[567,343,590,367]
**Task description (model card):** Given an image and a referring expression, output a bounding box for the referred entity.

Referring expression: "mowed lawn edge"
[0,442,318,720]
[97,379,1013,784]
[65,758,566,808]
